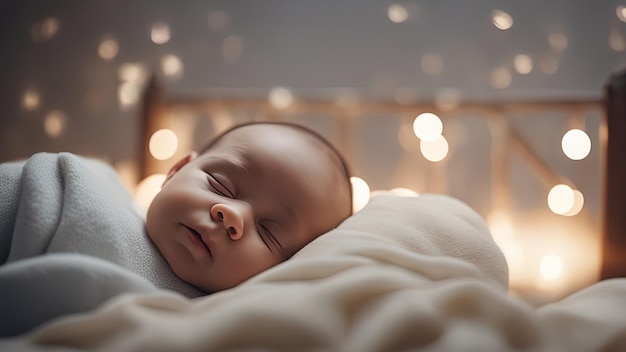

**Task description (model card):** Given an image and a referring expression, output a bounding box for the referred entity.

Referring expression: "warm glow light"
[514,54,533,74]
[118,82,140,110]
[491,10,513,30]
[420,53,443,76]
[564,190,584,216]
[490,67,512,89]
[617,6,626,22]
[31,17,59,42]
[44,110,66,138]
[540,253,563,281]
[488,211,514,242]
[350,177,370,213]
[161,54,184,79]
[135,174,167,211]
[412,113,443,142]
[548,184,575,215]
[388,4,409,23]
[151,23,171,44]
[609,31,626,52]
[420,135,449,162]
[149,129,179,161]
[208,10,230,30]
[539,56,559,75]
[268,87,293,109]
[98,36,119,60]
[548,33,568,53]
[561,129,591,160]
[22,89,40,110]
[223,35,243,63]
[118,63,148,84]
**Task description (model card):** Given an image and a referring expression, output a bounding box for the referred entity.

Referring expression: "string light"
[548,184,575,215]
[208,10,230,30]
[22,89,40,110]
[388,4,409,23]
[561,129,591,160]
[548,33,568,53]
[118,63,148,84]
[350,177,370,213]
[617,6,626,23]
[413,112,443,142]
[98,36,119,60]
[609,31,626,52]
[420,53,443,76]
[420,135,449,162]
[223,35,243,63]
[491,10,513,30]
[161,54,184,79]
[118,82,140,110]
[268,87,293,109]
[564,190,584,216]
[490,67,512,89]
[514,54,533,75]
[44,110,66,138]
[149,129,179,160]
[151,23,171,44]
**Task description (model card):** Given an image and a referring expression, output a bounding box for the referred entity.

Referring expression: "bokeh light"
[540,253,563,281]
[412,112,443,142]
[489,67,512,89]
[564,190,584,216]
[420,135,449,162]
[118,63,148,84]
[350,176,371,213]
[98,36,119,60]
[161,54,184,79]
[22,89,40,110]
[151,23,171,44]
[135,174,167,211]
[149,129,179,160]
[32,17,59,42]
[548,33,568,53]
[434,89,462,111]
[118,82,140,110]
[514,54,533,74]
[44,110,66,138]
[561,129,591,160]
[617,6,626,23]
[268,87,293,109]
[609,31,626,52]
[223,35,243,63]
[388,4,409,23]
[208,10,230,30]
[420,53,443,76]
[491,10,513,30]
[548,184,575,215]
[539,56,559,75]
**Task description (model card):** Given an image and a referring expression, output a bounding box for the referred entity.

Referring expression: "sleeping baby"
[0,122,353,336]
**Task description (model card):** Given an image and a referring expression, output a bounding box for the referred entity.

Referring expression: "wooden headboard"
[139,70,626,282]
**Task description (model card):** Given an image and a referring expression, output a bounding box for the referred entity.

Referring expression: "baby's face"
[147,124,351,292]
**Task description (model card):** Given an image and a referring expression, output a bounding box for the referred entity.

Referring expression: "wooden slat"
[601,69,626,279]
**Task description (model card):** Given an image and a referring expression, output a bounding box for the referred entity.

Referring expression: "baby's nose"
[210,203,244,240]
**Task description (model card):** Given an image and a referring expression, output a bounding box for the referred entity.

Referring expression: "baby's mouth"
[183,224,212,258]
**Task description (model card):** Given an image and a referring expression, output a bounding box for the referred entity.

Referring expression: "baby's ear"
[163,151,198,185]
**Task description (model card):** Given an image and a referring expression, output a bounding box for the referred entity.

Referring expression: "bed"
[1,70,625,351]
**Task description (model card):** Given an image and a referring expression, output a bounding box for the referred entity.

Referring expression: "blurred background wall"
[1,0,624,302]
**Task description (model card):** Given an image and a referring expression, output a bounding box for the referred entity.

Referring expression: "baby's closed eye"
[206,173,235,198]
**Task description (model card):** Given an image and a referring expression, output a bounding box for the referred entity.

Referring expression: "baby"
[0,121,352,336]
[147,122,353,292]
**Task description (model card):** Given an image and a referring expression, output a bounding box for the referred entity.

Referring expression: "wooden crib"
[137,70,626,290]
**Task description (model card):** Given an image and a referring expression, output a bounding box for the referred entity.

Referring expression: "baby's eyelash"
[206,173,235,198]
[260,225,281,251]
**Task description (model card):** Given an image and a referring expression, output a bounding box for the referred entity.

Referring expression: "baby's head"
[147,122,352,293]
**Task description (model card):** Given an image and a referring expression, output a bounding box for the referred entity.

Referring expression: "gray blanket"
[0,152,202,336]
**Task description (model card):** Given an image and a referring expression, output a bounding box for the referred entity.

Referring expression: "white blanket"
[2,182,626,351]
